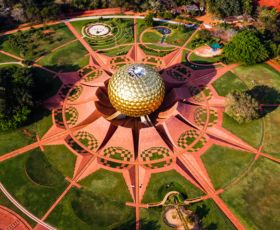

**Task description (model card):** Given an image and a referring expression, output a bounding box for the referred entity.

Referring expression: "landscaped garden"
[0,13,279,230]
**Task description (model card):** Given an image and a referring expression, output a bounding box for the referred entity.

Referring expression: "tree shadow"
[247,85,280,116]
[112,219,160,230]
[43,64,82,73]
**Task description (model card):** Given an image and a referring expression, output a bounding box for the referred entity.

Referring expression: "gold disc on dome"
[108,64,165,117]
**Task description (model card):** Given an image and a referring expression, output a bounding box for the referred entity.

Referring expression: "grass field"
[98,45,132,57]
[165,28,195,46]
[188,199,235,229]
[232,63,280,89]
[142,30,162,43]
[221,157,280,229]
[0,129,34,156]
[0,149,68,217]
[0,108,52,156]
[212,71,248,96]
[0,192,36,227]
[140,198,235,230]
[38,41,88,72]
[46,169,135,229]
[222,113,263,148]
[201,145,254,189]
[189,52,222,64]
[43,145,76,178]
[71,18,134,50]
[0,24,76,61]
[262,108,280,158]
[0,52,17,63]
[142,170,204,203]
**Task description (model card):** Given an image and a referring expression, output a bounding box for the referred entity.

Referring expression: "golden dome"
[108,64,165,117]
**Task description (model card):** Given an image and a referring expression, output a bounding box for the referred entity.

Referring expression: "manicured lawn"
[165,28,195,46]
[232,63,280,90]
[0,52,17,63]
[46,188,94,230]
[262,108,280,158]
[43,145,76,178]
[0,24,76,61]
[142,31,162,43]
[46,169,135,229]
[71,18,134,50]
[222,113,263,148]
[0,129,34,156]
[0,107,52,153]
[26,150,66,186]
[141,198,235,230]
[201,145,254,189]
[189,52,222,64]
[137,19,148,42]
[140,207,172,230]
[212,71,248,96]
[221,157,280,229]
[188,199,235,229]
[0,149,68,217]
[31,67,62,101]
[27,108,53,138]
[140,44,173,57]
[38,41,88,72]
[142,170,204,203]
[98,45,132,57]
[0,192,36,227]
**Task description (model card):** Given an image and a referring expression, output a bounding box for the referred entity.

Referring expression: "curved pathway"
[0,12,279,230]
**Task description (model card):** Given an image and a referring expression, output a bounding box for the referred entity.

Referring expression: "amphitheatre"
[0,8,280,230]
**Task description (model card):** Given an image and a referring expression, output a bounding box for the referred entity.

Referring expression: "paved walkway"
[0,13,279,230]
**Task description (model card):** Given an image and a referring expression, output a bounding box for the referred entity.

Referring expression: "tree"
[0,66,34,131]
[224,30,269,65]
[10,3,26,22]
[241,0,253,15]
[225,91,259,123]
[144,13,154,27]
[258,7,279,32]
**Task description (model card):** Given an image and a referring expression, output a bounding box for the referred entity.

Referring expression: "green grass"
[165,28,195,46]
[0,128,35,156]
[222,113,263,148]
[201,145,254,189]
[0,108,52,156]
[262,108,280,158]
[137,19,148,42]
[71,18,134,50]
[142,31,162,43]
[0,52,17,63]
[188,199,235,229]
[38,41,88,72]
[0,24,76,61]
[142,170,204,203]
[140,207,172,230]
[221,157,280,229]
[43,145,76,178]
[141,198,235,230]
[0,149,68,217]
[98,45,132,57]
[212,71,248,96]
[0,192,36,227]
[189,52,222,64]
[26,150,67,186]
[46,169,135,229]
[232,63,280,90]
